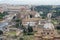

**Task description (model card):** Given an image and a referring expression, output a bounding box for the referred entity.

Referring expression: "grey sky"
[0,0,60,5]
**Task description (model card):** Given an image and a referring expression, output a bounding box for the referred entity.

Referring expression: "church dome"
[35,13,40,17]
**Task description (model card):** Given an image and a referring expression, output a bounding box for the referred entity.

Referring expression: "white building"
[43,22,54,29]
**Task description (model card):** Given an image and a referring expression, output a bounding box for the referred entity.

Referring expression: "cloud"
[0,0,60,5]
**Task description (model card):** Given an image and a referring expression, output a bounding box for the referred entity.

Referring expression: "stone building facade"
[34,12,60,40]
[0,7,4,13]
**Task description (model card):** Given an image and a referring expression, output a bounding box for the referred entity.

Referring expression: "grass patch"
[56,30,60,34]
[23,35,34,40]
[51,19,58,24]
[7,31,16,36]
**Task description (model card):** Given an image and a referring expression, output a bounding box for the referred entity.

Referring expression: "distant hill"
[31,5,60,18]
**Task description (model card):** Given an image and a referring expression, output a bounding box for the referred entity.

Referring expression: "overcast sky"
[0,0,60,5]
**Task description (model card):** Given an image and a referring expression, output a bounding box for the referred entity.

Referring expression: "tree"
[0,11,8,19]
[42,16,46,19]
[19,37,23,40]
[23,25,33,35]
[15,19,22,28]
[27,25,33,35]
[28,26,33,32]
[3,11,8,15]
[0,30,3,35]
[23,29,26,33]
[56,26,60,30]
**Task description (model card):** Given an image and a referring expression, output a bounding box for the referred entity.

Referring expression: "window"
[47,32,49,35]
[51,33,53,34]
[30,15,33,18]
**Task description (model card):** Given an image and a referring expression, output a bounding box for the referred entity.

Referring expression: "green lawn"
[7,31,16,36]
[23,35,34,40]
[51,19,58,24]
[57,30,60,34]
